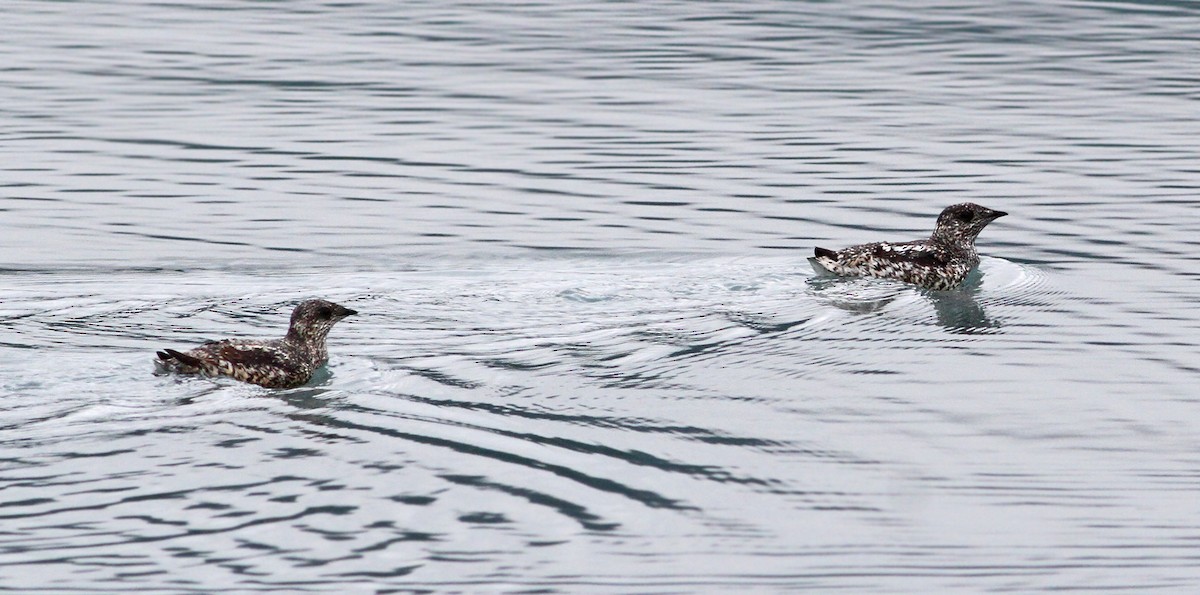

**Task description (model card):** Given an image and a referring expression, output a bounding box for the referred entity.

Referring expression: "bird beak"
[989,210,1008,220]
[341,307,358,317]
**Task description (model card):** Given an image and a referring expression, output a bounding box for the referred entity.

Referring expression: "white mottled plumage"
[156,299,357,388]
[811,203,1007,290]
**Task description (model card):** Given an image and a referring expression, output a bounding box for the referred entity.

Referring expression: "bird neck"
[931,228,973,250]
[286,328,328,354]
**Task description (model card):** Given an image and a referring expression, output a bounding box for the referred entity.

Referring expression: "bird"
[156,299,357,388]
[810,203,1007,290]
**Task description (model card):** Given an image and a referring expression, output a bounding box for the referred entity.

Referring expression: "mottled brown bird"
[156,299,357,388]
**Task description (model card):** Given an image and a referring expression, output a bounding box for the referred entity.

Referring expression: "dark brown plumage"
[156,299,357,388]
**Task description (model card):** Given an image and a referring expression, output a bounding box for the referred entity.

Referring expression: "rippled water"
[3,0,1199,592]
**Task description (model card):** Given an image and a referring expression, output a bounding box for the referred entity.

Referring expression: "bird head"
[931,203,1007,246]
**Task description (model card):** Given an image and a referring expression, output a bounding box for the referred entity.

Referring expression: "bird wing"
[202,340,292,369]
[816,241,951,278]
[160,339,293,372]
[862,242,950,269]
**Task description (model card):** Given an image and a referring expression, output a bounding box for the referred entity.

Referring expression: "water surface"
[2,0,1199,592]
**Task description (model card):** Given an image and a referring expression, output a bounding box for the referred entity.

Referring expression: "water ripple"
[3,0,1200,590]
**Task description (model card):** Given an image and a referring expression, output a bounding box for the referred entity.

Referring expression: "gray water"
[2,0,1199,592]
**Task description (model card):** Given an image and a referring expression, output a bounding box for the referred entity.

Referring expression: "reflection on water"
[929,289,999,332]
[807,265,1002,332]
[2,0,1200,592]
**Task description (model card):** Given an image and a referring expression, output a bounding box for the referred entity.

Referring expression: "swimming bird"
[811,203,1007,290]
[156,299,357,388]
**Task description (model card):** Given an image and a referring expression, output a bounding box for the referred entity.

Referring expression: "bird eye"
[317,306,333,319]
[956,211,974,223]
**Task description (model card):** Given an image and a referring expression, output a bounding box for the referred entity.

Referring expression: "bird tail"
[158,348,204,369]
[814,247,837,259]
